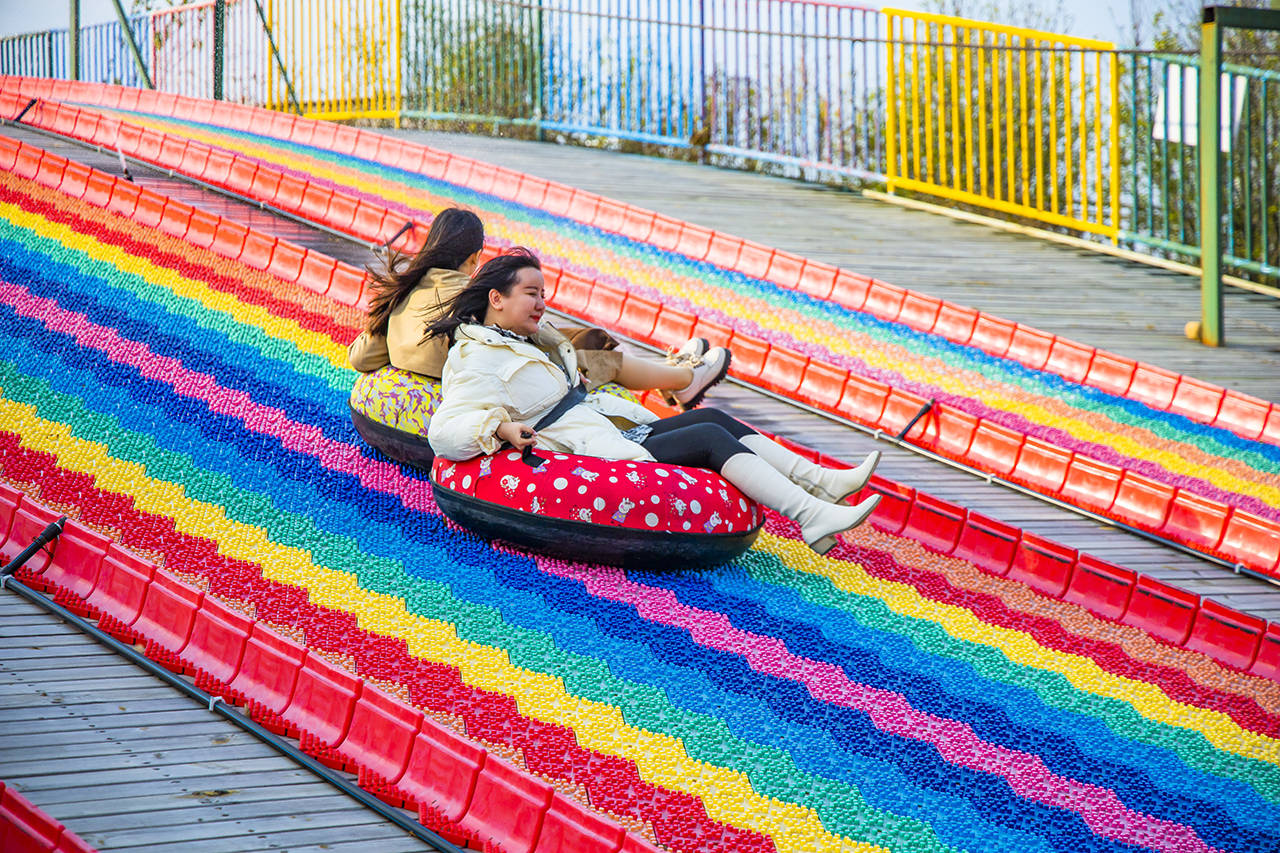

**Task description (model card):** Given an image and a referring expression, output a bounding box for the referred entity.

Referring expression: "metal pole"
[252,0,303,114]
[213,0,226,100]
[68,0,80,81]
[1198,8,1223,347]
[109,0,154,89]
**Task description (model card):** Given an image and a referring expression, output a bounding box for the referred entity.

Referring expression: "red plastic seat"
[39,519,110,605]
[211,220,249,259]
[587,282,628,328]
[1108,473,1175,532]
[58,161,92,199]
[690,316,734,350]
[1120,577,1199,645]
[1217,510,1280,576]
[651,307,697,348]
[329,264,366,307]
[1161,489,1230,552]
[862,280,907,322]
[864,477,914,535]
[593,199,628,234]
[418,147,452,179]
[897,293,941,332]
[902,493,966,554]
[1058,456,1122,515]
[273,173,308,212]
[12,145,43,181]
[156,135,188,171]
[1062,554,1135,621]
[82,171,115,208]
[542,183,575,217]
[647,214,682,251]
[1084,350,1136,396]
[1213,391,1269,440]
[281,654,362,755]
[879,390,932,439]
[1249,624,1280,681]
[0,499,63,574]
[299,182,334,223]
[248,168,282,205]
[968,315,1016,358]
[551,272,593,317]
[228,623,308,719]
[1043,338,1094,383]
[334,684,423,785]
[919,405,977,459]
[931,302,978,345]
[835,375,889,426]
[0,482,19,542]
[0,787,62,853]
[184,209,220,250]
[1259,406,1280,447]
[467,161,500,195]
[514,175,547,209]
[1127,362,1179,410]
[132,569,204,658]
[180,597,254,689]
[621,206,655,241]
[298,253,336,295]
[796,260,837,300]
[107,180,141,217]
[84,544,155,640]
[157,200,194,241]
[1006,325,1054,370]
[1007,533,1076,597]
[131,189,166,228]
[534,794,626,853]
[952,512,1021,575]
[1010,437,1072,493]
[35,155,67,191]
[1183,600,1264,670]
[830,271,870,310]
[735,241,774,279]
[566,191,599,223]
[179,143,210,179]
[400,721,486,818]
[728,334,770,380]
[797,361,848,410]
[455,754,555,853]
[705,233,743,269]
[964,420,1024,477]
[615,294,661,341]
[352,201,390,243]
[224,155,259,195]
[267,242,307,283]
[1168,376,1225,424]
[765,252,804,290]
[239,232,278,271]
[758,347,808,395]
[202,149,235,187]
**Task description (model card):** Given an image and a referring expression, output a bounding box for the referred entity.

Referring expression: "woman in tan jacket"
[348,208,729,403]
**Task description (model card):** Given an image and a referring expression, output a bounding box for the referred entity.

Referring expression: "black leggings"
[640,408,757,472]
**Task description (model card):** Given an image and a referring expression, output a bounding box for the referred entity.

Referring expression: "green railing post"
[213,0,226,100]
[535,0,545,141]
[68,0,79,81]
[109,0,154,89]
[1198,9,1223,347]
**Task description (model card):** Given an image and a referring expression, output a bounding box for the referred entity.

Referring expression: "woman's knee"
[681,407,752,437]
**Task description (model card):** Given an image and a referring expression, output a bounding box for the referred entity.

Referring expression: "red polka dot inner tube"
[431,449,764,568]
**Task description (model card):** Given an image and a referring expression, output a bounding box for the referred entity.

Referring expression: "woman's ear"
[487,288,505,312]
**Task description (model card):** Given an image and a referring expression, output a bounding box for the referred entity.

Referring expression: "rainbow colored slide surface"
[2,139,1280,853]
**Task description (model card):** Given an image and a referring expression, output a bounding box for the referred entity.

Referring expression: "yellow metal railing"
[884,9,1119,239]
[266,0,401,122]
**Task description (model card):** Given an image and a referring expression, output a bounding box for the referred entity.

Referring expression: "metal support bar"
[1198,11,1224,347]
[109,0,154,89]
[251,0,303,115]
[0,518,65,578]
[895,398,936,441]
[383,220,414,248]
[0,576,465,853]
[68,0,80,82]
[213,0,226,100]
[11,98,39,124]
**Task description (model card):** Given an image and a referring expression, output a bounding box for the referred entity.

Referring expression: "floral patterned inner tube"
[431,449,764,569]
[349,365,442,469]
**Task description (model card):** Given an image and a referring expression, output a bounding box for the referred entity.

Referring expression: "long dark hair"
[425,248,542,342]
[364,207,485,336]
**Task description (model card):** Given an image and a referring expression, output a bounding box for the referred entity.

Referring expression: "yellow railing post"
[882,8,1117,239]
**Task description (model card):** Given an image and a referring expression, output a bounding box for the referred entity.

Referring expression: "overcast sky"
[0,0,1165,47]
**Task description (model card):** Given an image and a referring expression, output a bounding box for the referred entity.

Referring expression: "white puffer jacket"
[427,323,658,462]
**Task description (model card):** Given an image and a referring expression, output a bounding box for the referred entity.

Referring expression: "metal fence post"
[214,0,226,100]
[109,0,154,89]
[1198,8,1223,346]
[68,0,80,81]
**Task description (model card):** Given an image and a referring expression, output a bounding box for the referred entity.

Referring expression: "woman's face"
[486,267,546,337]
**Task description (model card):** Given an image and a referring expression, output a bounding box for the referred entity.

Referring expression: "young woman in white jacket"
[426,249,883,555]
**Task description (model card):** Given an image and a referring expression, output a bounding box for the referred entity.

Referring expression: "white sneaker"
[672,337,709,361]
[671,346,731,410]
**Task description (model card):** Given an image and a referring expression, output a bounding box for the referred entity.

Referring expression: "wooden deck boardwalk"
[0,589,437,852]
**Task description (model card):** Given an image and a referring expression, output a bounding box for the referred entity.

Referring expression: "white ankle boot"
[740,435,881,504]
[720,453,881,554]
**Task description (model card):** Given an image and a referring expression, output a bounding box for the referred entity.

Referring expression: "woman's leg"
[614,354,693,391]
[643,422,879,554]
[647,409,880,503]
